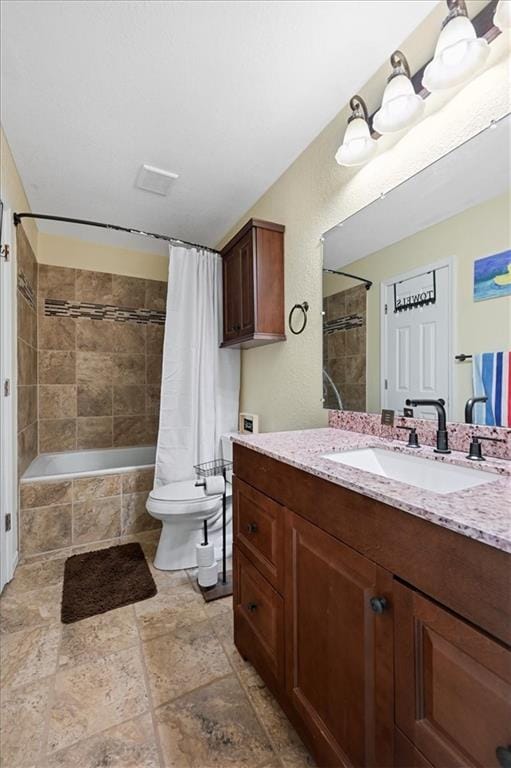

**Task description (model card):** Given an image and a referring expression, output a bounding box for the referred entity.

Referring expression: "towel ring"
[288,302,309,335]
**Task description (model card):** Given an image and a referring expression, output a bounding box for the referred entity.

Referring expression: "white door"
[0,202,17,591]
[382,263,452,420]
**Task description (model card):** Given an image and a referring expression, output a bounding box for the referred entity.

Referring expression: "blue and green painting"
[474,250,511,302]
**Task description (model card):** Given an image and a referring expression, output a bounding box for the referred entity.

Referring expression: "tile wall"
[37,265,167,452]
[17,226,38,475]
[323,284,367,412]
[19,468,160,561]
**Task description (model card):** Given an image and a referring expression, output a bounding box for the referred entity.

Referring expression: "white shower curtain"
[154,245,240,488]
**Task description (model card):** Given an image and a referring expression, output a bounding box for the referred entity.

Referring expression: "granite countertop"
[232,428,511,554]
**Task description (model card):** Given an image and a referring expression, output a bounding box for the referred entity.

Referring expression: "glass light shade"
[423,14,489,91]
[495,0,511,30]
[373,74,425,134]
[335,117,377,167]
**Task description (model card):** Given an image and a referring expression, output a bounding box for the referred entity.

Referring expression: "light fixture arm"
[348,95,369,123]
[444,0,469,26]
[388,50,411,81]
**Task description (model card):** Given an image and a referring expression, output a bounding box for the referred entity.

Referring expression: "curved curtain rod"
[13,212,221,254]
[323,267,372,291]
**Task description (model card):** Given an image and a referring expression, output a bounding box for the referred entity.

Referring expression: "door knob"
[496,746,511,768]
[246,522,258,534]
[370,597,388,614]
[247,602,258,612]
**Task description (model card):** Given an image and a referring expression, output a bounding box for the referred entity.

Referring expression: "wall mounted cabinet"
[232,443,511,768]
[221,219,285,348]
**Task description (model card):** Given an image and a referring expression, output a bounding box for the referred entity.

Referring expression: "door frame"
[380,256,456,417]
[0,201,18,590]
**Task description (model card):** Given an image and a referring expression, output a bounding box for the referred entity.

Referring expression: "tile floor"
[0,531,315,768]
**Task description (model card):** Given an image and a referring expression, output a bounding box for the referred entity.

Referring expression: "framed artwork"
[474,250,511,302]
[239,412,260,434]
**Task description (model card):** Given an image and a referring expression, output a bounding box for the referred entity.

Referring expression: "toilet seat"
[147,478,232,517]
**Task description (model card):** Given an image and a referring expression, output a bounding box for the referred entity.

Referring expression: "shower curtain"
[154,245,240,488]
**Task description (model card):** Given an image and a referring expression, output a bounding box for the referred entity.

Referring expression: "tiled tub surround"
[232,428,511,553]
[19,465,160,562]
[37,264,167,453]
[17,225,39,475]
[328,408,511,460]
[323,284,367,412]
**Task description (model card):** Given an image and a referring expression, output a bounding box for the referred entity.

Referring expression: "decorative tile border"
[44,299,166,326]
[17,270,36,310]
[324,313,365,333]
[328,409,511,460]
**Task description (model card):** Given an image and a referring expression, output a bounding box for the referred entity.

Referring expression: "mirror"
[322,114,510,424]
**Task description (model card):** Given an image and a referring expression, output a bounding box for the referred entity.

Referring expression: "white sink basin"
[322,448,498,495]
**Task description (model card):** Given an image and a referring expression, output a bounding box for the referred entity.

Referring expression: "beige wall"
[1,126,38,253]
[218,35,511,433]
[38,232,169,282]
[324,193,511,421]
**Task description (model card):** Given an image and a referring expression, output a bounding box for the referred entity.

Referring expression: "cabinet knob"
[246,522,258,534]
[234,324,241,331]
[496,746,511,768]
[247,602,258,613]
[370,597,388,614]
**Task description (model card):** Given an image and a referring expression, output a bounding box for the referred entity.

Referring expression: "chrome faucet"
[405,398,450,454]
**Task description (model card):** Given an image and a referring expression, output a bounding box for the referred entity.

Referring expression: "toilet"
[146,433,234,571]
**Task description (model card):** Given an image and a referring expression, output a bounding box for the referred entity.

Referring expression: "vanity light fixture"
[335,95,377,167]
[494,0,511,29]
[422,0,489,92]
[373,50,425,134]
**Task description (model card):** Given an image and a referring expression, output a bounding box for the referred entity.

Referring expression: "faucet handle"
[467,434,484,461]
[467,433,505,461]
[396,425,420,448]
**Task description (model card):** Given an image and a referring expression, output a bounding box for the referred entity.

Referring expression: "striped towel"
[472,351,511,427]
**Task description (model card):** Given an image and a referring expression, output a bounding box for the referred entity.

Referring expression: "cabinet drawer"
[233,547,284,691]
[394,581,511,768]
[233,477,284,592]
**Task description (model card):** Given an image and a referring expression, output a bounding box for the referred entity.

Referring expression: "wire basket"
[193,459,233,478]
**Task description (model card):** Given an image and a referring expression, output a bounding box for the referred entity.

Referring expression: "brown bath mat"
[61,543,157,623]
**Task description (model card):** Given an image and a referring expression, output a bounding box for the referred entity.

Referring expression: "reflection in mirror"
[322,114,511,425]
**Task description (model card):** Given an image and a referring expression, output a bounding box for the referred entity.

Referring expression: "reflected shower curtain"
[154,245,240,488]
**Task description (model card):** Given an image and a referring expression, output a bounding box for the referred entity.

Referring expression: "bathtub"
[22,445,156,482]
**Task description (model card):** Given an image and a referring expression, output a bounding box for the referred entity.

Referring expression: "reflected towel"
[472,351,510,427]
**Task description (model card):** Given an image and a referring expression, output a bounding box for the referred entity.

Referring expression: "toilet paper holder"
[193,458,233,599]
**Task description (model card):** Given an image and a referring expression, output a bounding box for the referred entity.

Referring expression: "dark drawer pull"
[246,522,258,534]
[247,602,258,613]
[370,597,388,614]
[497,746,511,768]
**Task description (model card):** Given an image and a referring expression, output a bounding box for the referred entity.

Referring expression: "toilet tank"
[220,432,236,462]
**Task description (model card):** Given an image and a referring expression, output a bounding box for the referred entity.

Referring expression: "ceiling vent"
[136,164,179,196]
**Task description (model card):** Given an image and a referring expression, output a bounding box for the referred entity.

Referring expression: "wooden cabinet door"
[394,581,511,768]
[222,245,242,341]
[285,511,394,768]
[239,231,254,336]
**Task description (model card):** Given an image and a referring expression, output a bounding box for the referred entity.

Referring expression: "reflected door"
[383,264,451,419]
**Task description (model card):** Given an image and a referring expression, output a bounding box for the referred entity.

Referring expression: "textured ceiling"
[1,0,437,253]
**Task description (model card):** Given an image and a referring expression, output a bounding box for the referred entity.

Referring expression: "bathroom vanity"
[231,429,511,768]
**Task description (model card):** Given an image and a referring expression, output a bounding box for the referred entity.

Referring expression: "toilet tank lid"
[149,480,218,503]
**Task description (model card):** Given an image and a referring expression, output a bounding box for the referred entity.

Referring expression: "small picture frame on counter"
[239,412,260,434]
